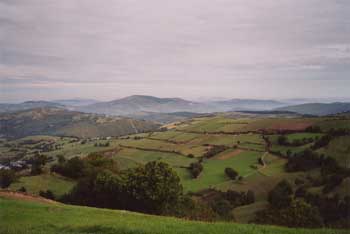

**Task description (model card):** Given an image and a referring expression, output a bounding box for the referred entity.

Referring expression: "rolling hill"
[276,102,350,116]
[211,99,285,111]
[0,101,64,113]
[0,194,345,234]
[77,95,287,116]
[77,95,204,115]
[0,107,159,139]
[52,98,99,107]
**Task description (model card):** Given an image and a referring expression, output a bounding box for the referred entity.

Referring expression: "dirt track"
[0,190,59,204]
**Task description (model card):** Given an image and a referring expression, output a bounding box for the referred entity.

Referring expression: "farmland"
[1,114,350,228]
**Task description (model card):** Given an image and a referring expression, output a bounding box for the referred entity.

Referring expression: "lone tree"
[126,161,183,214]
[225,167,239,180]
[189,162,203,178]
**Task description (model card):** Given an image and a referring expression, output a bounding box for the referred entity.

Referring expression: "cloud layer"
[1,0,349,101]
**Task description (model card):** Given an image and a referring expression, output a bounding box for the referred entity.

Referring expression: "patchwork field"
[0,116,327,195]
[1,114,349,231]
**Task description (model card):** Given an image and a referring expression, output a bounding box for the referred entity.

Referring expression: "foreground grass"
[0,197,346,234]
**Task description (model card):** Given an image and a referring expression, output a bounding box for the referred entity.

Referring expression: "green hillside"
[0,196,346,234]
[0,107,159,139]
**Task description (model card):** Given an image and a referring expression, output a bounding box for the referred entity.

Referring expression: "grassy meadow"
[0,197,347,234]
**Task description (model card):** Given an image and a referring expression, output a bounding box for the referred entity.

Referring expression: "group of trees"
[285,149,325,172]
[0,169,16,188]
[94,142,110,147]
[28,154,48,175]
[277,135,315,147]
[62,161,184,215]
[256,178,350,228]
[51,154,118,179]
[256,180,324,228]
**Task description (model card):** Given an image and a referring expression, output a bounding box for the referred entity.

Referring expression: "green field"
[180,150,263,192]
[115,147,196,168]
[0,197,345,234]
[9,174,75,197]
[315,119,350,131]
[285,133,324,141]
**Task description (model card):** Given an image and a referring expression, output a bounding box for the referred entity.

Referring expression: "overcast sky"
[0,0,349,102]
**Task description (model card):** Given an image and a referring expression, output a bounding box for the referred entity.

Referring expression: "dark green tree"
[126,161,183,214]
[0,169,16,188]
[268,179,293,208]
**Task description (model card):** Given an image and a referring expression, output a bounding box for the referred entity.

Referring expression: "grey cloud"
[0,0,349,101]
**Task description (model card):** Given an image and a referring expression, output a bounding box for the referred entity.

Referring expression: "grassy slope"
[0,197,345,234]
[180,150,263,192]
[9,173,75,197]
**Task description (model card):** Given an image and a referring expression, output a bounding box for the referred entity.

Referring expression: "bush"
[18,186,27,193]
[187,154,194,158]
[225,167,238,180]
[189,162,203,178]
[39,190,55,200]
[204,145,228,158]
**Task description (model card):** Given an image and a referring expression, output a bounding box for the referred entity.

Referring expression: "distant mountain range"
[1,96,349,120]
[76,95,287,116]
[0,108,159,139]
[0,101,64,113]
[52,98,99,107]
[77,95,202,115]
[275,102,350,116]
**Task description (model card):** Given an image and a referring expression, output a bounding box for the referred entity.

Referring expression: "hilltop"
[0,107,159,139]
[276,102,350,116]
[76,95,288,116]
[0,101,64,113]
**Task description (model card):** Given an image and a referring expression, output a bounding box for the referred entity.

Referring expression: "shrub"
[187,154,194,158]
[204,145,228,158]
[225,167,238,180]
[18,186,27,193]
[189,162,203,178]
[39,190,55,200]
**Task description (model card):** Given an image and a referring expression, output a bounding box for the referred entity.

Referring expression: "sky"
[0,0,350,102]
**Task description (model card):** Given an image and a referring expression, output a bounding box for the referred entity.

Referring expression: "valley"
[1,111,349,230]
